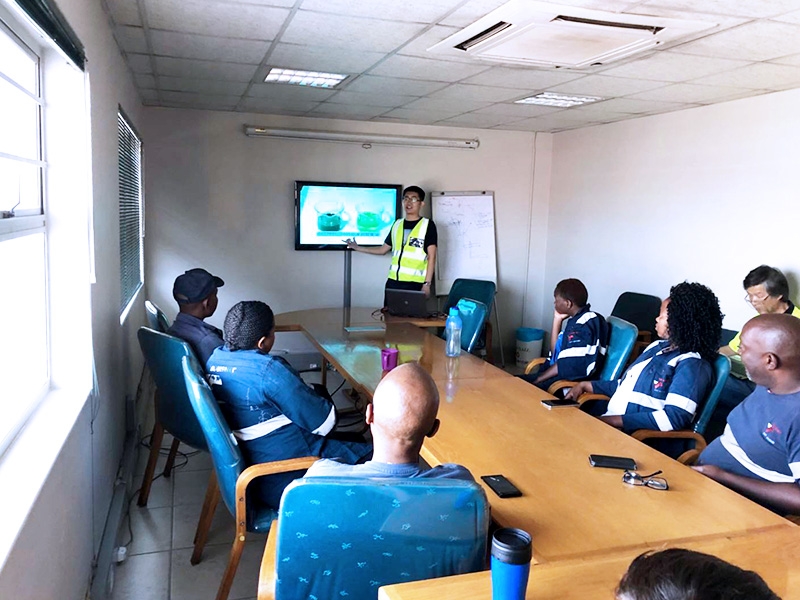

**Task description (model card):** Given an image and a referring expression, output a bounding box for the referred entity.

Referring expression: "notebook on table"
[385,289,435,318]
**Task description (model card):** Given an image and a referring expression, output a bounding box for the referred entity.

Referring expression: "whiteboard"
[431,191,497,296]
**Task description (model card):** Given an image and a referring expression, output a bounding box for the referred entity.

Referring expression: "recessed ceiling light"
[515,92,603,108]
[265,68,347,88]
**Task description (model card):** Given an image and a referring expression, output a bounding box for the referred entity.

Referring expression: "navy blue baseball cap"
[173,268,224,304]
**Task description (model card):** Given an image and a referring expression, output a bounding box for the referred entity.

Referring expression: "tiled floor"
[110,369,360,600]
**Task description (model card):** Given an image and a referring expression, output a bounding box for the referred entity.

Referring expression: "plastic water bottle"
[445,308,462,357]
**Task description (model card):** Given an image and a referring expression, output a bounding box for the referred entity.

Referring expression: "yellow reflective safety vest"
[387,218,429,283]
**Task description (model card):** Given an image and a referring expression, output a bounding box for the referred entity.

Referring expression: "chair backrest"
[455,298,488,354]
[137,327,208,451]
[145,300,171,333]
[274,477,489,600]
[693,354,731,436]
[444,279,496,314]
[181,353,245,516]
[601,316,639,381]
[610,292,662,339]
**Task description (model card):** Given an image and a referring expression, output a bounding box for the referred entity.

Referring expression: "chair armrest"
[234,457,319,542]
[547,380,577,396]
[258,519,280,600]
[524,357,547,375]
[631,430,708,465]
[576,393,609,406]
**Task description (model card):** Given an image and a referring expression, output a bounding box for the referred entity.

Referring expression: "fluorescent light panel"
[515,92,603,107]
[243,126,479,150]
[265,67,347,88]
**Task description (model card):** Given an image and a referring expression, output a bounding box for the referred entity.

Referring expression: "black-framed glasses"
[622,470,669,490]
[402,195,421,203]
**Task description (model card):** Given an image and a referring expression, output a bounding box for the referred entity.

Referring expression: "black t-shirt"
[384,219,437,251]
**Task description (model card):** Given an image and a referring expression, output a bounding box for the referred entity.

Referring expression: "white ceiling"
[103,0,800,132]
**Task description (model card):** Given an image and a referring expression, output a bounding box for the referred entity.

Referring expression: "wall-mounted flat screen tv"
[295,181,402,250]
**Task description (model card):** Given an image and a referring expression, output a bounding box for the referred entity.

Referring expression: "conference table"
[275,308,794,576]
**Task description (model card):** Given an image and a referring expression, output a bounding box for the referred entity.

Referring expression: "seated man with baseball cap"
[167,267,225,365]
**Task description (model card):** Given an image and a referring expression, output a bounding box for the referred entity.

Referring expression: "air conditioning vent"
[428,0,716,69]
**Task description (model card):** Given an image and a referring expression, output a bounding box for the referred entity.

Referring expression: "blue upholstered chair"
[525,316,638,396]
[144,299,171,333]
[257,477,489,600]
[137,327,209,506]
[631,354,731,464]
[444,279,497,361]
[455,297,489,354]
[181,354,317,600]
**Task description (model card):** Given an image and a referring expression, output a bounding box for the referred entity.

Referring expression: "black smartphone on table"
[481,474,522,498]
[542,399,580,409]
[588,454,637,470]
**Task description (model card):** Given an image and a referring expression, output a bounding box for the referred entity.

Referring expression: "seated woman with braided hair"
[206,301,372,508]
[566,282,723,433]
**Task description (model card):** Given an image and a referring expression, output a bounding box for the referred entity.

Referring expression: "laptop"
[385,289,434,318]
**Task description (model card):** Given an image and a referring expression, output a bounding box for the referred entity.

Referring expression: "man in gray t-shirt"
[306,362,472,481]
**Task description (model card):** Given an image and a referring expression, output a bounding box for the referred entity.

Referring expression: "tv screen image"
[295,181,402,250]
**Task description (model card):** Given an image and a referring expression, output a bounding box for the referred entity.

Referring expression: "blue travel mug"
[491,528,532,599]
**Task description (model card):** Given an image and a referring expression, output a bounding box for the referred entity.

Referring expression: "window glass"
[0,76,40,160]
[0,157,41,215]
[0,24,37,94]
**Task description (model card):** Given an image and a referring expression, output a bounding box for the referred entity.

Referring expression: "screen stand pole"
[342,249,352,327]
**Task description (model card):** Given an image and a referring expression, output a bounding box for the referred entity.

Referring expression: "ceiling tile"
[584,97,694,114]
[626,82,752,103]
[126,53,153,73]
[403,96,493,112]
[438,0,513,27]
[460,67,583,90]
[471,103,563,118]
[547,74,670,97]
[690,62,800,90]
[671,20,800,62]
[160,90,240,109]
[772,9,800,24]
[268,43,385,73]
[139,88,159,101]
[381,107,466,123]
[105,0,141,26]
[145,0,289,40]
[396,25,467,60]
[370,55,491,82]
[436,113,519,128]
[599,52,751,83]
[507,114,601,132]
[298,0,463,23]
[159,75,249,95]
[308,104,389,119]
[638,0,800,19]
[115,26,148,54]
[771,53,800,67]
[150,30,268,63]
[154,56,258,81]
[341,75,449,96]
[281,11,424,53]
[134,73,156,88]
[239,97,320,113]
[427,83,529,102]
[214,0,296,5]
[324,90,418,108]
[247,83,336,101]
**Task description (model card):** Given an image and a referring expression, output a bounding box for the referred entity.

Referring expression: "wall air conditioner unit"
[428,0,716,69]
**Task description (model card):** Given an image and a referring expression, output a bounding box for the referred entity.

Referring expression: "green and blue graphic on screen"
[295,181,401,250]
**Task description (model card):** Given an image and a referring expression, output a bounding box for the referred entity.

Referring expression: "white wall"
[543,89,800,335]
[0,0,145,594]
[142,109,552,355]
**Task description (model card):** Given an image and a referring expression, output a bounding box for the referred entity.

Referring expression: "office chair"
[257,477,489,600]
[137,327,209,506]
[610,292,662,360]
[144,299,171,333]
[444,279,497,362]
[181,354,318,600]
[524,316,638,396]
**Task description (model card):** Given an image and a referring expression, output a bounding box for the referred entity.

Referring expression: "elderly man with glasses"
[710,266,800,438]
[345,185,438,304]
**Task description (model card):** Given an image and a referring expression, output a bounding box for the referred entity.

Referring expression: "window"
[0,18,48,454]
[118,110,143,320]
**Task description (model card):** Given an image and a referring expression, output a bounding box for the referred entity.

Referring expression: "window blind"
[118,110,142,315]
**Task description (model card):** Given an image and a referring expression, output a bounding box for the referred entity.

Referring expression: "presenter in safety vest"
[345,185,438,305]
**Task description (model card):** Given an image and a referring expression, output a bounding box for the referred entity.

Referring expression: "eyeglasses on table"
[622,470,669,490]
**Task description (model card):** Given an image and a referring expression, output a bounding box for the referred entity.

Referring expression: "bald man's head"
[369,363,440,451]
[740,314,800,388]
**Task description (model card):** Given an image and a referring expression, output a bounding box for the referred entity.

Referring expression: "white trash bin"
[516,327,544,368]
